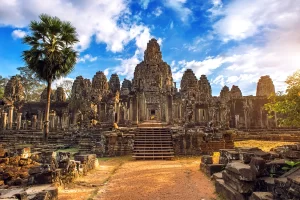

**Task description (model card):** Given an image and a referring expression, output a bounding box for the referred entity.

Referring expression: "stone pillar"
[136,95,139,124]
[49,111,56,130]
[235,115,239,129]
[115,103,120,123]
[169,96,173,123]
[22,120,27,130]
[274,112,277,127]
[244,110,248,129]
[104,104,107,121]
[98,103,101,122]
[8,106,14,130]
[165,102,169,123]
[37,110,43,130]
[17,113,22,130]
[2,112,7,130]
[179,104,182,120]
[260,108,263,128]
[32,115,37,130]
[129,99,133,121]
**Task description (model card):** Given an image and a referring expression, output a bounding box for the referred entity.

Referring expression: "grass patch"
[234,140,297,152]
[56,148,79,159]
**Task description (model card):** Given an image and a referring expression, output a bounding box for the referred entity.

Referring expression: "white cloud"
[171,55,238,82]
[170,21,174,29]
[213,0,300,42]
[78,54,98,63]
[140,0,151,9]
[204,0,300,95]
[0,0,153,53]
[103,68,110,76]
[212,75,225,86]
[212,0,222,7]
[152,7,163,17]
[164,0,192,22]
[112,50,141,80]
[11,29,27,39]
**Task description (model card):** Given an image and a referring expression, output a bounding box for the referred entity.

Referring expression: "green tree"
[17,66,46,101]
[22,14,78,142]
[265,70,300,127]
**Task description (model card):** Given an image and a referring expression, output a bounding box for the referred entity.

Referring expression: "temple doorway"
[150,109,155,120]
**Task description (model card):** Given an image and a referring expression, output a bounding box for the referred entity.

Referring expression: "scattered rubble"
[201,143,300,199]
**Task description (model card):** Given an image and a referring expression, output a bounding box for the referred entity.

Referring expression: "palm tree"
[22,14,78,142]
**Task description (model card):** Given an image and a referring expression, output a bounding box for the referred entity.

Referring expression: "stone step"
[132,155,174,159]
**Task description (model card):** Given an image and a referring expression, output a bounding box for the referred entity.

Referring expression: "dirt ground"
[58,156,217,200]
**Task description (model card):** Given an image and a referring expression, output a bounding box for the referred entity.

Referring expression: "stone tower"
[109,74,120,93]
[256,75,275,97]
[230,85,242,98]
[199,75,212,101]
[92,71,108,92]
[220,85,230,100]
[4,76,24,102]
[180,69,198,100]
[120,79,132,96]
[131,38,173,123]
[70,76,91,101]
[54,87,66,102]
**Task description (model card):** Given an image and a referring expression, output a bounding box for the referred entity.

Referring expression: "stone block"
[215,179,246,200]
[255,177,275,192]
[211,172,223,181]
[226,162,256,181]
[250,157,266,177]
[0,157,9,164]
[0,148,8,158]
[222,170,255,194]
[9,156,20,165]
[249,192,273,200]
[201,155,213,164]
[219,156,228,165]
[253,151,271,160]
[29,166,42,175]
[200,163,225,176]
[266,159,288,177]
[284,150,300,159]
[239,152,255,164]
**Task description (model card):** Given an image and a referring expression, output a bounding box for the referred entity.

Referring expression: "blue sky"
[0,0,300,95]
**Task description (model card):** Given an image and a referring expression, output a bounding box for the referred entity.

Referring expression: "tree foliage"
[16,66,46,101]
[265,70,300,127]
[22,14,78,142]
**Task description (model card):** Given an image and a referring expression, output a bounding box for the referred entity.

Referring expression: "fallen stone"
[201,155,213,164]
[250,157,266,177]
[226,162,256,181]
[222,170,255,194]
[215,179,246,200]
[211,172,223,181]
[249,192,273,200]
[200,163,225,176]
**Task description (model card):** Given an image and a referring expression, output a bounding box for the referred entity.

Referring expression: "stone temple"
[0,38,278,130]
[1,38,300,200]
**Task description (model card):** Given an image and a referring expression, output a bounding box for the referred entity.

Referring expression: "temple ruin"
[1,38,300,199]
[0,38,278,131]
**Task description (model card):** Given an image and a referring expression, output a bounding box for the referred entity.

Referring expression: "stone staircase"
[132,127,174,160]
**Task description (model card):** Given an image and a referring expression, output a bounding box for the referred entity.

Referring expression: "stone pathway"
[59,157,217,200]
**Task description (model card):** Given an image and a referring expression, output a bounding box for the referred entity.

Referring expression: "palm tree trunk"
[44,79,52,143]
